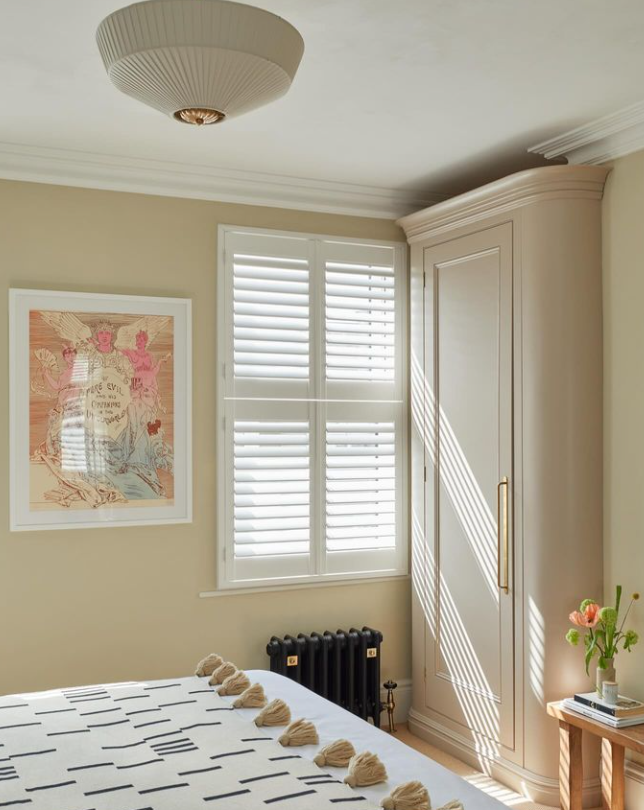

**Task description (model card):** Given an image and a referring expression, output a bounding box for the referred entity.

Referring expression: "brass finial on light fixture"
[174,108,226,126]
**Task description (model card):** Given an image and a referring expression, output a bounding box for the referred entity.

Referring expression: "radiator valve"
[383,680,397,733]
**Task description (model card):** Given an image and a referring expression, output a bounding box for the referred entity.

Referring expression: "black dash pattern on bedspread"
[0,677,383,810]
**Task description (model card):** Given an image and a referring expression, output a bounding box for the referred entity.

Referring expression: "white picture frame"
[9,289,192,531]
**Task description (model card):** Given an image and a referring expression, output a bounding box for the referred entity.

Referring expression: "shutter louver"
[326,422,396,552]
[233,252,310,380]
[325,260,395,382]
[234,421,310,558]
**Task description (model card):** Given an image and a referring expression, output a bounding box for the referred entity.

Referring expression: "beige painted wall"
[603,150,644,699]
[0,179,410,696]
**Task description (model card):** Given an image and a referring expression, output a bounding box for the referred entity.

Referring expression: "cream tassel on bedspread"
[209,661,237,685]
[278,718,319,747]
[314,739,356,767]
[218,670,251,696]
[381,781,430,810]
[233,683,267,708]
[254,698,291,727]
[195,653,224,677]
[382,786,464,810]
[344,751,388,787]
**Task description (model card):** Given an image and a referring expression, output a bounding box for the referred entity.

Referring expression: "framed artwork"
[9,289,192,531]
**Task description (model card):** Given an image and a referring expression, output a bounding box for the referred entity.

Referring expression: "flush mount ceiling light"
[96,0,304,126]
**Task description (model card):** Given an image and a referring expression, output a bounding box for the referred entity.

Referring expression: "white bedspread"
[0,670,506,810]
[243,671,506,810]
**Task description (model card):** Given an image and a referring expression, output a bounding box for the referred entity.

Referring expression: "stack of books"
[563,692,644,728]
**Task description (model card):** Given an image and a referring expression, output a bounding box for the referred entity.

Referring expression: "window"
[217,226,407,589]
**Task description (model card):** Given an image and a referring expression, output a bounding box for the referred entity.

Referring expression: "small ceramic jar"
[603,681,619,705]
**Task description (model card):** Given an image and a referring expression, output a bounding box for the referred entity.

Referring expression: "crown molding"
[0,141,441,220]
[397,164,609,242]
[528,100,644,165]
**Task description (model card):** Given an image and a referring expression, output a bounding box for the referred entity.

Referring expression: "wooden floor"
[392,724,555,810]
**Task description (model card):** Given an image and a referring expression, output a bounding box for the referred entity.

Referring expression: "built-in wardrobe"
[398,165,607,807]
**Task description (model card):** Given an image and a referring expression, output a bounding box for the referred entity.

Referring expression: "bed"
[0,668,506,809]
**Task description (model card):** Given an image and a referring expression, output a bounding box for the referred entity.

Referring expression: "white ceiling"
[1,0,644,203]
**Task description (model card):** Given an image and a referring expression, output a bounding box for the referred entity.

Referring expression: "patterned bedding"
[0,670,507,809]
[0,676,375,809]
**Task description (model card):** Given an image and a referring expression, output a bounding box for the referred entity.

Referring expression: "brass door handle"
[497,477,509,594]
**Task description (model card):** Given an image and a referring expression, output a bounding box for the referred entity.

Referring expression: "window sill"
[199,573,410,598]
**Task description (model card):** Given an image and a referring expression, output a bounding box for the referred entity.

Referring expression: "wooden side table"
[547,701,644,810]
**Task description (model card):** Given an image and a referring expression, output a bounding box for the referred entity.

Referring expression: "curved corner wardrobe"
[398,165,607,807]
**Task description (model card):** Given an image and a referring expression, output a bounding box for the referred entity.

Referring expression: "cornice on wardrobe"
[396,164,609,241]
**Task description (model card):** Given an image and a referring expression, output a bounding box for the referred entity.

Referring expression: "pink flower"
[569,602,601,628]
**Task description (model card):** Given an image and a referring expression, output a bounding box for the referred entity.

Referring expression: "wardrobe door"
[422,222,515,752]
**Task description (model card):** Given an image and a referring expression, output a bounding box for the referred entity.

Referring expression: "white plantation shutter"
[325,262,395,382]
[233,253,310,380]
[227,231,312,399]
[234,421,310,557]
[219,227,406,588]
[231,417,313,581]
[325,422,396,552]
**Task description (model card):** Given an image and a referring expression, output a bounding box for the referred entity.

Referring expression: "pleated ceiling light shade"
[96,0,305,125]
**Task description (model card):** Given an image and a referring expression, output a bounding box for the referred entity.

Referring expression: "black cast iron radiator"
[266,626,383,726]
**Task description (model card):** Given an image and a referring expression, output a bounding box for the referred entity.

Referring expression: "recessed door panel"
[423,223,514,752]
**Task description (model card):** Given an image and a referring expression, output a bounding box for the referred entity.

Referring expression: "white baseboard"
[408,707,601,808]
[379,679,412,728]
[399,694,644,809]
[626,759,644,786]
[618,758,644,810]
